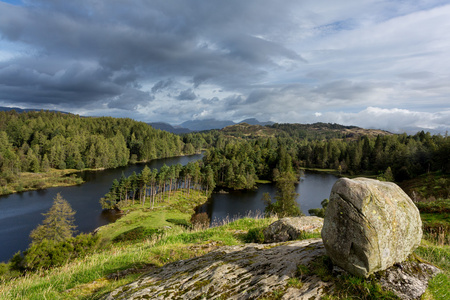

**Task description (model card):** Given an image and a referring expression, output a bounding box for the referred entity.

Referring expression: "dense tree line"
[201,138,300,190]
[270,122,361,140]
[100,162,215,210]
[296,131,450,181]
[184,128,450,191]
[0,111,198,179]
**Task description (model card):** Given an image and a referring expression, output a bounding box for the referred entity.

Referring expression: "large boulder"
[321,177,422,277]
[263,216,323,243]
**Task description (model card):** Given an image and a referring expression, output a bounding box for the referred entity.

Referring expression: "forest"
[1,110,449,200]
[0,110,200,194]
[98,123,450,213]
[1,111,449,295]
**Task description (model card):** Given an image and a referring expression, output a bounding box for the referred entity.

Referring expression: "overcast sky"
[0,0,449,133]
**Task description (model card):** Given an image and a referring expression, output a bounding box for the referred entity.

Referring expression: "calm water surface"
[198,172,338,224]
[0,154,203,262]
[0,157,337,262]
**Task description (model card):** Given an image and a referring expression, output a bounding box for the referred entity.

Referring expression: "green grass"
[0,190,277,299]
[2,176,449,299]
[414,240,450,300]
[0,169,84,196]
[97,190,207,242]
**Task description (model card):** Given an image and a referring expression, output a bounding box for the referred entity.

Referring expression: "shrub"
[166,218,191,228]
[9,233,99,272]
[190,212,210,229]
[245,227,265,243]
[112,226,161,243]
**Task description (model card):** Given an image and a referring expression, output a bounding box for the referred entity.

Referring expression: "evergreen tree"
[29,193,77,244]
[264,172,302,217]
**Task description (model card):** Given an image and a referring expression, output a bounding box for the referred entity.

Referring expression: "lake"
[0,154,203,262]
[0,154,338,262]
[197,172,338,225]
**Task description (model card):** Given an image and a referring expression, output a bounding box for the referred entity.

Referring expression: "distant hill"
[0,106,70,114]
[180,118,274,131]
[219,122,392,140]
[180,119,235,131]
[220,123,280,138]
[148,122,191,134]
[239,118,274,126]
[270,123,392,140]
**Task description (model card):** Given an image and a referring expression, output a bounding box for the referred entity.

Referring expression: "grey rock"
[380,261,441,299]
[103,239,327,300]
[321,177,423,277]
[263,216,324,243]
[102,238,438,300]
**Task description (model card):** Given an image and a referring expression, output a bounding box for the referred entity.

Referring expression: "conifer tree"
[29,193,77,244]
[264,172,302,217]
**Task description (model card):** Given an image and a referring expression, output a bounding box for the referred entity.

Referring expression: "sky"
[0,0,449,134]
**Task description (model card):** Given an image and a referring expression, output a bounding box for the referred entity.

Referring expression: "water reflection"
[198,171,338,225]
[0,153,203,262]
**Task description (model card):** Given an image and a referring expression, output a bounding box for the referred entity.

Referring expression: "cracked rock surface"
[102,238,439,300]
[103,239,329,299]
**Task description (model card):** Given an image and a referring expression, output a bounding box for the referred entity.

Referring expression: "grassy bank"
[1,176,449,299]
[0,189,277,299]
[0,169,84,196]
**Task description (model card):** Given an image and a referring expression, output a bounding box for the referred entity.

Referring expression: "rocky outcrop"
[263,216,323,243]
[103,239,329,300]
[379,261,441,300]
[102,238,439,300]
[321,177,423,277]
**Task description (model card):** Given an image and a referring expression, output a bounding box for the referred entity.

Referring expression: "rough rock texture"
[379,261,441,300]
[103,239,439,300]
[263,216,323,243]
[103,239,329,300]
[321,177,423,277]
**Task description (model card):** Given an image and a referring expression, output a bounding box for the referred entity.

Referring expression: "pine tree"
[29,193,77,244]
[264,172,303,217]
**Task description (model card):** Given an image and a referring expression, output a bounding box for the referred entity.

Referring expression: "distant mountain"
[180,119,235,131]
[148,122,191,134]
[0,106,70,114]
[220,123,280,138]
[240,118,274,126]
[180,118,273,131]
[219,122,393,140]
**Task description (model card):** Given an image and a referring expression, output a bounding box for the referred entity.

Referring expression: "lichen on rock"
[321,177,423,277]
[263,216,323,243]
[102,239,327,299]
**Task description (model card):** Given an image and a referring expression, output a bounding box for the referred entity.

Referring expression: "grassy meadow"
[0,176,449,299]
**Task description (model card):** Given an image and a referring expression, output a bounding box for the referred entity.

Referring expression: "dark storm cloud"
[176,89,197,101]
[151,79,173,93]
[193,74,211,88]
[0,0,305,110]
[0,58,121,106]
[0,0,448,134]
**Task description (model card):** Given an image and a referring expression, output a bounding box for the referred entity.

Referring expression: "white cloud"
[0,1,448,134]
[312,107,450,134]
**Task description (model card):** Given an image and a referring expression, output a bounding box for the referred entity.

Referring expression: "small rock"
[379,261,441,299]
[263,216,323,243]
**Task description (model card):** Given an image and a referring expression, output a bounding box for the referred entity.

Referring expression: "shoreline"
[0,152,204,197]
